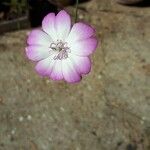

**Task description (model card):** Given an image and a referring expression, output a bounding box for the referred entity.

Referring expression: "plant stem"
[75,0,79,23]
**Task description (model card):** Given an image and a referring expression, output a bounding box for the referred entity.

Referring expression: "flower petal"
[26,45,50,61]
[66,22,95,44]
[62,58,81,83]
[50,60,63,80]
[56,10,71,40]
[70,54,91,75]
[42,13,57,41]
[27,29,51,46]
[70,38,98,56]
[35,55,55,76]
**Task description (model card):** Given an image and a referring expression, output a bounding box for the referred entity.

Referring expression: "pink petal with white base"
[70,54,91,75]
[35,55,55,76]
[25,10,98,83]
[27,29,51,46]
[50,60,63,80]
[26,45,50,61]
[66,23,95,44]
[42,13,57,41]
[56,10,71,40]
[62,58,81,83]
[70,38,98,56]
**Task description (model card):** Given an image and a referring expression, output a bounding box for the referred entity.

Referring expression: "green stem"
[75,0,79,23]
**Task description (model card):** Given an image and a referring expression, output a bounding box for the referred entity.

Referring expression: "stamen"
[50,43,57,51]
[50,40,70,60]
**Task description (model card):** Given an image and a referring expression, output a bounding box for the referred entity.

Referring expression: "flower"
[26,10,98,83]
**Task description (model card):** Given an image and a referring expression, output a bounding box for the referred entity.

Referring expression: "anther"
[50,40,71,60]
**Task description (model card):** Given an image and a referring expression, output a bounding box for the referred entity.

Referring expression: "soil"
[0,0,150,150]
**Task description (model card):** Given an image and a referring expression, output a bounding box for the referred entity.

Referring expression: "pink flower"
[26,10,98,83]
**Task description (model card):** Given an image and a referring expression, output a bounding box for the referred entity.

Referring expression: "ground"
[0,0,150,150]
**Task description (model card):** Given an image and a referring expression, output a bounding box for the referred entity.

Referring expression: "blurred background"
[0,0,150,150]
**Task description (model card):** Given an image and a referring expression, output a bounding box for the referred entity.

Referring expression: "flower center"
[50,40,70,60]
